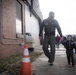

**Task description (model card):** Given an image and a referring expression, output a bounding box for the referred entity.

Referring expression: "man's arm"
[39,21,44,37]
[55,20,63,37]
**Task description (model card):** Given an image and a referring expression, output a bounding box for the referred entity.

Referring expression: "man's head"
[48,11,55,20]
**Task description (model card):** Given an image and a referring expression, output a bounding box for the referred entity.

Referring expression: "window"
[16,0,22,34]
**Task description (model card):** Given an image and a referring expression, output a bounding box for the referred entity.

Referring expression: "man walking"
[39,11,63,65]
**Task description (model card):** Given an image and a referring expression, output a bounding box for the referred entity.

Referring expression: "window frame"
[16,0,23,35]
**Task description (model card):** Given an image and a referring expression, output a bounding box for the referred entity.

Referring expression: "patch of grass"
[30,52,43,63]
[0,52,43,74]
[0,54,23,73]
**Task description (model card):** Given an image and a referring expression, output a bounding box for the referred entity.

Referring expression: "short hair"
[67,35,73,38]
[49,11,55,16]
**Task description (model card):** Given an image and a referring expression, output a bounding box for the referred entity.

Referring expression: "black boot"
[72,63,75,66]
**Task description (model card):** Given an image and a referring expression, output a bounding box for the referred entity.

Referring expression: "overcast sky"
[39,0,76,36]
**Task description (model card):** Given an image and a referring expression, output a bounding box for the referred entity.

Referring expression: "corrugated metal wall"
[25,4,40,47]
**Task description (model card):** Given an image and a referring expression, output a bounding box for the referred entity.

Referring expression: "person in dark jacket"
[62,35,76,66]
[39,11,63,65]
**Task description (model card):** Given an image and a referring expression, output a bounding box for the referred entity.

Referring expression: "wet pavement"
[32,46,76,75]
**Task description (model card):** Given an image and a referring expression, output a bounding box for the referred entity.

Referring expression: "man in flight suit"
[39,11,63,65]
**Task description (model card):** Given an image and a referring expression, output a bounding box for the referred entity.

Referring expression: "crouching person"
[62,35,76,66]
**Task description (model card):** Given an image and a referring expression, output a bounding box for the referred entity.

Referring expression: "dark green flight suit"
[39,18,62,63]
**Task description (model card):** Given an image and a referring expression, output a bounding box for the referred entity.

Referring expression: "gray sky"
[39,0,76,35]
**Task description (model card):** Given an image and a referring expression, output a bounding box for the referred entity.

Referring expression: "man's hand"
[60,36,63,42]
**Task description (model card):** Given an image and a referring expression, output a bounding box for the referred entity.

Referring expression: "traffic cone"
[20,44,32,75]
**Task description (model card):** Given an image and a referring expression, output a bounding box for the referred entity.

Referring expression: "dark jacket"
[39,18,62,36]
[62,40,76,52]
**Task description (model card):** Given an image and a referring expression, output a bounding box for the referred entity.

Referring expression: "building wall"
[25,5,31,33]
[0,0,25,58]
[0,0,42,58]
[33,0,43,20]
[0,0,1,43]
[25,5,40,47]
[30,14,40,47]
[2,0,16,38]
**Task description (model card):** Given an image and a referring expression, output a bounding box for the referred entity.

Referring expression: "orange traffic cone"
[20,44,32,75]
